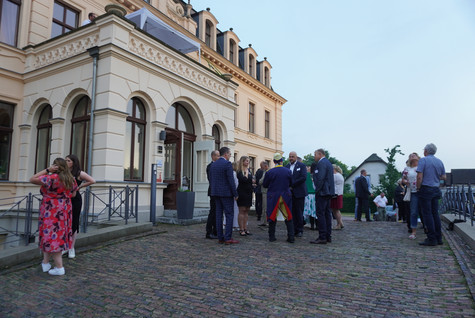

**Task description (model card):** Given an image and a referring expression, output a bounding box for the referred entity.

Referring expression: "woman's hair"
[408,152,420,167]
[333,164,343,174]
[237,156,249,173]
[66,154,81,178]
[53,157,75,190]
[232,162,238,172]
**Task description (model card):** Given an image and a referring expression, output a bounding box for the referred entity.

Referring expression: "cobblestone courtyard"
[1,217,474,317]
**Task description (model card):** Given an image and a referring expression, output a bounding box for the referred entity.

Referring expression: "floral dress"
[38,174,76,253]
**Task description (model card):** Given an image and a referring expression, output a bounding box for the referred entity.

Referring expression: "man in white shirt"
[82,12,97,26]
[373,192,388,221]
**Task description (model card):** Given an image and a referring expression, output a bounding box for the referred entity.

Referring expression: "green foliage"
[342,193,356,214]
[374,145,404,203]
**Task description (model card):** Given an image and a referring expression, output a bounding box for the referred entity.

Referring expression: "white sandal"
[409,234,416,240]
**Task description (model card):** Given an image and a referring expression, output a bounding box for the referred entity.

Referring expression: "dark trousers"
[357,197,370,221]
[315,195,332,240]
[268,220,294,240]
[255,193,263,219]
[206,196,217,236]
[292,196,305,234]
[215,196,234,241]
[418,186,442,243]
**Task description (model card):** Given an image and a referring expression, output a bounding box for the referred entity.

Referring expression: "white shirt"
[373,195,388,207]
[82,19,92,26]
[333,173,344,195]
[289,162,296,173]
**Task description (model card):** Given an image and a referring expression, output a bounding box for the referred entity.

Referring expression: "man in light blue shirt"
[416,143,446,246]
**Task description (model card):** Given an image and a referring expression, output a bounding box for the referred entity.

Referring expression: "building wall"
[345,162,388,192]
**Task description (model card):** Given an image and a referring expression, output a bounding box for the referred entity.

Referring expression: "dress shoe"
[366,219,373,222]
[419,240,437,246]
[68,248,76,259]
[48,267,65,276]
[295,232,303,238]
[269,237,277,242]
[218,240,225,244]
[206,234,218,239]
[41,262,51,273]
[310,239,327,245]
[224,239,239,245]
[286,238,295,243]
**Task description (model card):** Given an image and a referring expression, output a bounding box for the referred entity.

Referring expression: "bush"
[342,193,356,214]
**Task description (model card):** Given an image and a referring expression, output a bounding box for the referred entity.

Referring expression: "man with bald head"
[285,151,308,237]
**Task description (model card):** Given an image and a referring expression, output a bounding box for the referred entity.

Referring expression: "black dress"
[71,175,83,233]
[237,169,253,207]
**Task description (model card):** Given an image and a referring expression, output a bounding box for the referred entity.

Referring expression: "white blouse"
[333,172,344,196]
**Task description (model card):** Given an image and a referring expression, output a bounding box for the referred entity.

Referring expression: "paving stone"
[0,217,474,317]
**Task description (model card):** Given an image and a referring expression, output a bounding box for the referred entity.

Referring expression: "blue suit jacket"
[286,161,308,198]
[313,157,335,197]
[210,157,238,198]
[355,175,371,198]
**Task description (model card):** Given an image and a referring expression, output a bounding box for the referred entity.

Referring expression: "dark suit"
[312,157,335,241]
[205,161,217,236]
[254,168,264,220]
[355,175,371,221]
[286,161,308,235]
[210,157,238,241]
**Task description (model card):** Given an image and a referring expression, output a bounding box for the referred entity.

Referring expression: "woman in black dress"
[65,154,95,258]
[237,156,254,236]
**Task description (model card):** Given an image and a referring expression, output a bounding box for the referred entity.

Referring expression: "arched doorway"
[163,103,196,209]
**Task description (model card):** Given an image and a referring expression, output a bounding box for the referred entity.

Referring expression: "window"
[212,124,220,150]
[70,96,90,173]
[249,156,255,174]
[124,98,146,181]
[0,0,21,46]
[248,102,255,133]
[0,101,14,180]
[249,55,254,76]
[205,20,212,47]
[35,105,52,172]
[264,67,270,87]
[229,39,235,63]
[51,1,78,38]
[165,103,194,134]
[264,110,270,138]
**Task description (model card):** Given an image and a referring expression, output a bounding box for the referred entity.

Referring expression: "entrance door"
[163,128,180,209]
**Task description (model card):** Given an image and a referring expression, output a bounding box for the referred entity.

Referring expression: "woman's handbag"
[403,186,411,202]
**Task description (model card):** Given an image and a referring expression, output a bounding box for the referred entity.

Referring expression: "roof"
[345,153,387,181]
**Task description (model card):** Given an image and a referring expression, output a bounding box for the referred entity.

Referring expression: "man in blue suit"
[210,147,239,245]
[355,169,372,222]
[263,153,294,243]
[310,149,335,244]
[286,151,308,237]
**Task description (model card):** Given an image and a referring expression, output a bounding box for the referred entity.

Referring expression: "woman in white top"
[402,153,421,239]
[331,165,345,230]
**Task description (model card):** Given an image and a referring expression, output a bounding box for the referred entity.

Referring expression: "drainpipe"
[86,46,99,175]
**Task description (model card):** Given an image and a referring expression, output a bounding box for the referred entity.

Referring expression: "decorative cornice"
[31,34,99,69]
[128,36,227,98]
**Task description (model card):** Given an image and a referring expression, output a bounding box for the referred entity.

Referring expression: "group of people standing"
[30,155,95,276]
[206,148,345,245]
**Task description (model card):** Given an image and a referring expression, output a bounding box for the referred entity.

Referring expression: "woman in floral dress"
[30,157,76,276]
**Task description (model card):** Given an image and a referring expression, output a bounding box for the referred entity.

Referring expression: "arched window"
[124,97,146,181]
[205,20,212,47]
[165,103,194,134]
[35,105,52,172]
[249,55,254,77]
[70,96,91,173]
[229,39,235,64]
[264,67,270,87]
[212,124,220,150]
[0,102,14,180]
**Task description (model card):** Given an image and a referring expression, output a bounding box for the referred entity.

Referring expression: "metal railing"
[440,184,475,226]
[0,185,140,248]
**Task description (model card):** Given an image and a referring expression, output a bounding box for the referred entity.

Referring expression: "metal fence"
[0,185,140,249]
[440,184,475,226]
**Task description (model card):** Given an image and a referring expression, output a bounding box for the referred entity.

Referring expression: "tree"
[374,145,404,203]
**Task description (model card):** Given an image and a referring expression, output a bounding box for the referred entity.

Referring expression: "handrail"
[440,184,474,227]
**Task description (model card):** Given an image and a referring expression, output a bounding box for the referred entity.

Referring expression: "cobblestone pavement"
[1,217,474,317]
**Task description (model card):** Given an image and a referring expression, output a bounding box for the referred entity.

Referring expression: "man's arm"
[416,172,423,190]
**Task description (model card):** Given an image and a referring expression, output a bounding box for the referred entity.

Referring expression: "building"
[344,153,388,192]
[0,0,286,216]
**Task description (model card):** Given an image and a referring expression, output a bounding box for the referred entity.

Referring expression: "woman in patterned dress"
[30,157,76,276]
[303,166,316,230]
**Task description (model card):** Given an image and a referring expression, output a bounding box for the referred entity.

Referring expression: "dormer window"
[229,39,235,64]
[205,20,212,47]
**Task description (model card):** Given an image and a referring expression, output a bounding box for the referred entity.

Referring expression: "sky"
[192,0,475,172]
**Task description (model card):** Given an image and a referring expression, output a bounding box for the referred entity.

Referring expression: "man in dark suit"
[310,149,335,244]
[286,151,308,237]
[205,150,220,239]
[355,169,372,222]
[263,153,294,243]
[210,147,239,245]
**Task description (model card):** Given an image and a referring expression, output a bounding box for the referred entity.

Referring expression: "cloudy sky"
[192,0,475,171]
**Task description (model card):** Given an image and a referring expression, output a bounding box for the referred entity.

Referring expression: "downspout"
[86,46,99,175]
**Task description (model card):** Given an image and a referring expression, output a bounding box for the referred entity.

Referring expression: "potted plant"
[176,188,195,219]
